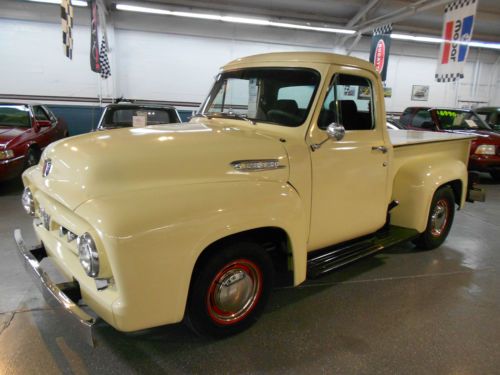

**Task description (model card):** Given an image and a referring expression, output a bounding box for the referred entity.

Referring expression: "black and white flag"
[99,39,111,79]
[61,0,73,59]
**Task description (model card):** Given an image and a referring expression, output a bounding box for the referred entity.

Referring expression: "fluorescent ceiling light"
[28,0,88,6]
[116,4,355,34]
[392,33,500,51]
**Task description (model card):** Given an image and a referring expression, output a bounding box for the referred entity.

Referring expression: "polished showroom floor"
[1,176,499,374]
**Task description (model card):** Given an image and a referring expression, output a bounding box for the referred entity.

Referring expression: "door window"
[318,74,374,130]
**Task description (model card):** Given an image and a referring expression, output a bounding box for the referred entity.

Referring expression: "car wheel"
[185,241,273,338]
[413,185,455,250]
[24,148,39,170]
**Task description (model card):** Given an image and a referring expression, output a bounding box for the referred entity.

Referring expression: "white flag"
[435,0,478,82]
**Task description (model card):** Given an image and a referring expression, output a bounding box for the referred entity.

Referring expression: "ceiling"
[108,0,500,43]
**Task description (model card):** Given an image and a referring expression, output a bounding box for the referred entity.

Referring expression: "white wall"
[0,0,499,112]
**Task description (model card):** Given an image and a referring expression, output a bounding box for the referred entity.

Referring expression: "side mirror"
[326,122,345,141]
[420,121,436,130]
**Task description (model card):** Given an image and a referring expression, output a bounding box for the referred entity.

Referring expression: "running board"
[307,226,419,279]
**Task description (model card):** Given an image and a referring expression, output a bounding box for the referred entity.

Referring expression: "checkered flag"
[61,0,73,59]
[99,38,111,79]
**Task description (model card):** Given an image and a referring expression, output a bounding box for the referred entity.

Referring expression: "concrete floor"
[1,177,499,375]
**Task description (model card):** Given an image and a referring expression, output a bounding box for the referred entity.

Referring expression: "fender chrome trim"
[14,229,96,347]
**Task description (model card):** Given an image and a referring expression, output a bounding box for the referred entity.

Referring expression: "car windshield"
[102,107,176,128]
[199,68,321,127]
[0,104,31,127]
[434,109,492,131]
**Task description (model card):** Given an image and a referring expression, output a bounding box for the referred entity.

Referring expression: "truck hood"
[30,121,289,210]
[0,127,25,148]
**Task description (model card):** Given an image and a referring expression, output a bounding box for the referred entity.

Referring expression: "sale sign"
[435,0,478,82]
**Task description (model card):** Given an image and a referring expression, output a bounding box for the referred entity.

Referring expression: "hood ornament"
[42,159,52,177]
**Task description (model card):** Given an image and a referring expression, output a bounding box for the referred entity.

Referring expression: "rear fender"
[391,159,467,232]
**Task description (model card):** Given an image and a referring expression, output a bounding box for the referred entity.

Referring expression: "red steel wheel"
[185,242,273,338]
[206,259,263,325]
[413,185,455,250]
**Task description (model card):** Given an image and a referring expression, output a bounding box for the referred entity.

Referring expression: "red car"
[400,107,500,181]
[0,103,68,182]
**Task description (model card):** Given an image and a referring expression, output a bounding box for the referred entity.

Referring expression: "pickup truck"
[15,52,484,344]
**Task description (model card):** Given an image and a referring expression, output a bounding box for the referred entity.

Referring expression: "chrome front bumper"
[14,229,96,346]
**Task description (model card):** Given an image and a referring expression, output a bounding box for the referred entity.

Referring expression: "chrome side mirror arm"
[311,122,345,151]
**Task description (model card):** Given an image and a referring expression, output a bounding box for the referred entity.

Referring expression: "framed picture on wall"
[357,86,371,100]
[411,85,429,101]
[384,87,392,98]
[343,85,356,97]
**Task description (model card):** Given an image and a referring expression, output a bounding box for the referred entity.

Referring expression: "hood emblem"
[231,159,285,172]
[42,159,52,177]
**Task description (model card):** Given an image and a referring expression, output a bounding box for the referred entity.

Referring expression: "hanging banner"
[90,0,101,73]
[435,0,478,82]
[369,24,392,82]
[60,0,73,60]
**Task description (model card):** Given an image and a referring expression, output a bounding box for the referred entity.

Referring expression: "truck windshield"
[0,104,31,127]
[434,109,492,131]
[199,68,320,127]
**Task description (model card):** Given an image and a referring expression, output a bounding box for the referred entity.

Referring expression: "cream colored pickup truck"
[16,52,485,344]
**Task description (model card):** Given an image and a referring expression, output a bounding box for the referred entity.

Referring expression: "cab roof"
[224,52,376,72]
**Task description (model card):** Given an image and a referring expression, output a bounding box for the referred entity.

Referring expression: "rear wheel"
[413,185,455,250]
[185,241,273,338]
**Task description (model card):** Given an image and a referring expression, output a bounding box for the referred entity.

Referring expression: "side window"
[411,110,432,128]
[43,106,57,122]
[318,74,374,130]
[33,106,49,121]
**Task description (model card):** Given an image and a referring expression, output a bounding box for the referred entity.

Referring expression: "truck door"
[307,67,390,250]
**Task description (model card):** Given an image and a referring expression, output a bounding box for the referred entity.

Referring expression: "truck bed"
[389,129,476,147]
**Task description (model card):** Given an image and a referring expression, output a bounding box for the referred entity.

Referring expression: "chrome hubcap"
[431,199,449,237]
[207,260,262,324]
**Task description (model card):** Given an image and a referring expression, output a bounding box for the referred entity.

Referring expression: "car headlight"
[77,233,100,278]
[475,144,496,155]
[0,150,14,160]
[21,187,35,216]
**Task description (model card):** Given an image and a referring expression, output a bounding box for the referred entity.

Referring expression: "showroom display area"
[0,0,499,373]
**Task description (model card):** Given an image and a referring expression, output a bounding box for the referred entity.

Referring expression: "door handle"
[372,145,388,153]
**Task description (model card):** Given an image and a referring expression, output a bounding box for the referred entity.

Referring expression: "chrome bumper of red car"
[14,228,96,347]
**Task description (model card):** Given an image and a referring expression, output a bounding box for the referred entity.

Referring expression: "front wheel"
[413,185,455,250]
[185,241,273,338]
[23,148,39,170]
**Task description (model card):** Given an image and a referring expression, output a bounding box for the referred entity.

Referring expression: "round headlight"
[77,233,100,278]
[22,187,35,216]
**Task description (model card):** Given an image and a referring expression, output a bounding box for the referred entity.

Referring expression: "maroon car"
[400,107,500,181]
[0,103,68,182]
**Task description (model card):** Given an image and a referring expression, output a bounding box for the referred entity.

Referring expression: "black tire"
[413,185,455,250]
[185,241,273,338]
[23,148,39,170]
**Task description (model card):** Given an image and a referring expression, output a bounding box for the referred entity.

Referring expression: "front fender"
[75,180,307,331]
[391,158,467,233]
